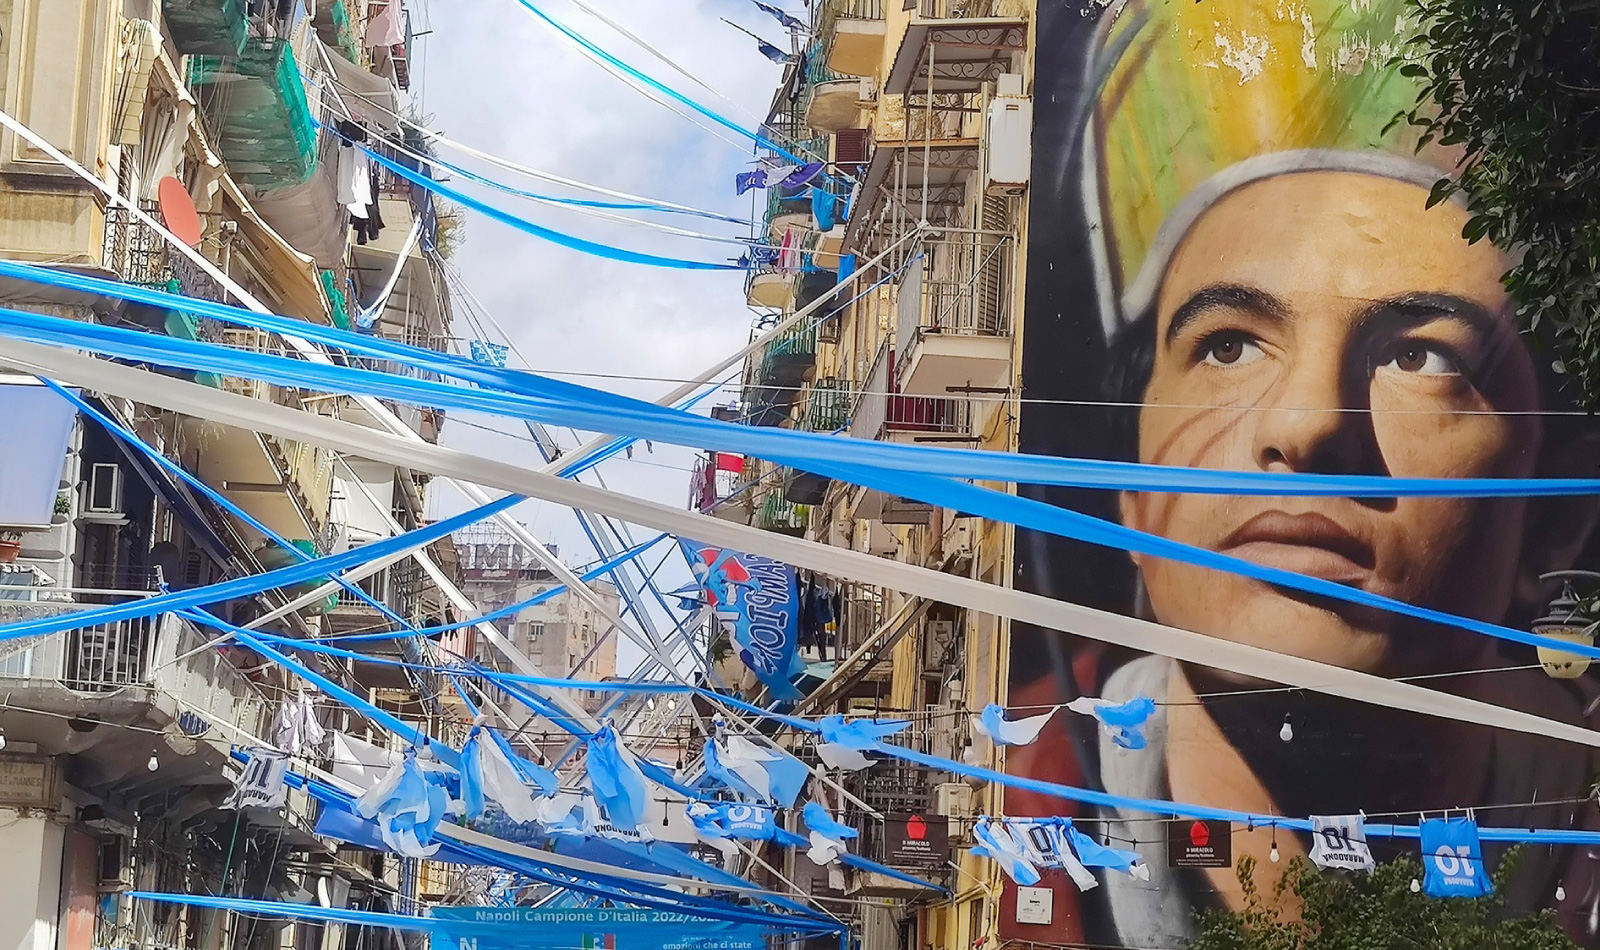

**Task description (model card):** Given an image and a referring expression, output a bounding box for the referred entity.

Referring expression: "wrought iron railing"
[802,378,853,432]
[754,491,809,533]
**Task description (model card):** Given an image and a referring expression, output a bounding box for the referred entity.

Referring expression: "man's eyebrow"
[1165,283,1293,345]
[1355,292,1497,335]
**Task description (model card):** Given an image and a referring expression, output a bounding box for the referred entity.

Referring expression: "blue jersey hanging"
[1419,817,1492,897]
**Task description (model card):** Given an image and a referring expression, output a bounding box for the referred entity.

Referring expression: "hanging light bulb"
[1558,883,1569,902]
[1410,879,1422,893]
[0,725,9,752]
[1279,715,1293,742]
[1269,825,1281,863]
[147,751,159,772]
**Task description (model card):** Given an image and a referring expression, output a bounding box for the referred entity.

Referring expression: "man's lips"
[1218,510,1375,584]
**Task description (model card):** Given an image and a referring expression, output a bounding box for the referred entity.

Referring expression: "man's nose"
[1252,354,1368,474]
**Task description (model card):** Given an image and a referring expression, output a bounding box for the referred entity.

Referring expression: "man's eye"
[1199,332,1264,367]
[1379,343,1461,376]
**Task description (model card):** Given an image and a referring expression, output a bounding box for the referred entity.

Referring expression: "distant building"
[456,526,620,705]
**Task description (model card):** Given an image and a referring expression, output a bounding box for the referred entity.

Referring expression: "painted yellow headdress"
[1088,0,1457,333]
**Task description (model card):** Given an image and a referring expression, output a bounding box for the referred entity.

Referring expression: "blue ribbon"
[3,258,1596,500]
[362,146,742,271]
[511,0,808,165]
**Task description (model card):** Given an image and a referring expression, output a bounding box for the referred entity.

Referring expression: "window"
[527,622,545,640]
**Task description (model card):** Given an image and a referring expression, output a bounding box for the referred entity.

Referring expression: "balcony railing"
[190,39,319,190]
[802,378,853,433]
[754,491,809,535]
[850,343,971,441]
[0,598,273,731]
[102,204,227,303]
[895,240,1013,359]
[758,324,820,388]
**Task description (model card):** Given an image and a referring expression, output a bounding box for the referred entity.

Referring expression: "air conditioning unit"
[985,74,1032,196]
[934,782,974,820]
[86,463,124,514]
[98,836,133,891]
[833,127,871,168]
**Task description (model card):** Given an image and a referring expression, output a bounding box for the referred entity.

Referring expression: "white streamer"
[10,341,1600,752]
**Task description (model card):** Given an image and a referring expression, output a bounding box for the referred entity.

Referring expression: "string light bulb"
[1269,825,1281,863]
[146,751,159,772]
[1410,879,1422,893]
[1279,715,1293,742]
[0,725,8,751]
[1558,883,1568,902]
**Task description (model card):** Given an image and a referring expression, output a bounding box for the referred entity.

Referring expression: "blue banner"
[682,541,804,701]
[429,907,771,950]
[1419,818,1492,898]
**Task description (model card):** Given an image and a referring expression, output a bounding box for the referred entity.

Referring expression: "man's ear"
[1517,433,1600,609]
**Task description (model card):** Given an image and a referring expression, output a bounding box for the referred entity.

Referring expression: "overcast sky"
[410,0,787,669]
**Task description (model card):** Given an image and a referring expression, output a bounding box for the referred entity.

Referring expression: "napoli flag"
[1419,817,1492,897]
[682,541,805,701]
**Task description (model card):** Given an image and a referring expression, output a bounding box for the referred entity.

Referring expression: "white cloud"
[412,0,789,670]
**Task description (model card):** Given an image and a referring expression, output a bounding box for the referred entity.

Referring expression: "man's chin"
[1166,599,1398,678]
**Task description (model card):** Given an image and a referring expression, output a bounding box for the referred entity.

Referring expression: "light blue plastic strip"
[310,116,753,226]
[0,493,521,642]
[362,147,743,271]
[510,0,806,165]
[0,258,1593,500]
[180,607,461,767]
[8,303,1599,665]
[322,534,666,643]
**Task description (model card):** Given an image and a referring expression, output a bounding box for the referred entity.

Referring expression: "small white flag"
[1309,815,1375,872]
[226,748,289,811]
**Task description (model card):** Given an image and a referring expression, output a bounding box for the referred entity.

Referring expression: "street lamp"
[1534,571,1600,679]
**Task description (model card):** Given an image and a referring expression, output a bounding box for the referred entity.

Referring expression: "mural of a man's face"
[1119,171,1543,677]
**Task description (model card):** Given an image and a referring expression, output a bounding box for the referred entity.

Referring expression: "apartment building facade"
[0,2,456,949]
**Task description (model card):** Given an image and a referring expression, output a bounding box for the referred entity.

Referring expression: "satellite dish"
[157,176,202,248]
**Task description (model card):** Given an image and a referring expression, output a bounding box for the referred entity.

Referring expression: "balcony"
[0,596,275,797]
[163,0,249,57]
[850,342,974,446]
[758,324,820,394]
[313,0,363,63]
[802,55,875,134]
[795,270,845,328]
[819,0,888,78]
[894,239,1014,396]
[768,183,815,243]
[745,269,794,309]
[190,39,318,190]
[754,491,809,536]
[885,0,1029,97]
[689,452,746,518]
[802,377,853,433]
[846,136,978,247]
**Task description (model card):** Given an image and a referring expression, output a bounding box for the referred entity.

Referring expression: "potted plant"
[51,492,70,525]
